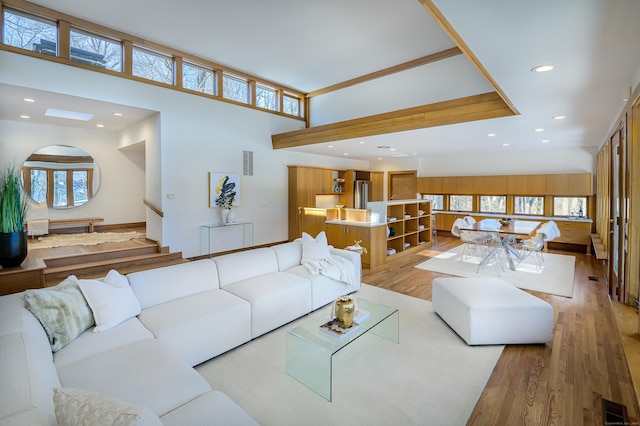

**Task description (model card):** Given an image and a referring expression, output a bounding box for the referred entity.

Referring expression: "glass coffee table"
[285,297,399,401]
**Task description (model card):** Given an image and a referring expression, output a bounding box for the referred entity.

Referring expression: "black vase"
[0,231,28,268]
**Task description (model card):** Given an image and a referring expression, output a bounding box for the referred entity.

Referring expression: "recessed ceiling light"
[531,64,555,73]
[487,133,496,137]
[45,108,94,121]
[502,143,510,147]
[390,148,396,152]
[552,115,565,120]
[96,124,104,128]
[23,98,35,103]
[328,145,334,148]
[343,153,349,156]
[534,128,544,132]
[377,157,383,160]
[20,115,30,119]
[359,141,365,144]
[542,140,550,143]
[113,112,123,116]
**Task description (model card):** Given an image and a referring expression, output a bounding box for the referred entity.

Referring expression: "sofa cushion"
[214,248,279,288]
[54,317,154,369]
[79,270,141,332]
[271,241,302,272]
[0,333,61,425]
[301,231,331,261]
[161,391,258,426]
[223,272,312,338]
[138,289,251,367]
[53,387,162,426]
[285,265,360,310]
[23,276,94,352]
[57,339,212,417]
[0,292,52,344]
[127,260,220,309]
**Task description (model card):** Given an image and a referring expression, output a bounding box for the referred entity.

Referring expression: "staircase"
[42,243,187,287]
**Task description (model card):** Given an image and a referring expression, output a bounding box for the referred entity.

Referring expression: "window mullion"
[58,20,70,60]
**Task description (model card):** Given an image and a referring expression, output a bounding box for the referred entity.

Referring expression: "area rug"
[415,245,575,298]
[28,231,146,249]
[196,284,503,426]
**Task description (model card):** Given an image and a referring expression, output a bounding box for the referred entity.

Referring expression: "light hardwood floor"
[362,235,639,426]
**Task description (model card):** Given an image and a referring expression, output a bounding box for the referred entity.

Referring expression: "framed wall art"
[209,172,240,208]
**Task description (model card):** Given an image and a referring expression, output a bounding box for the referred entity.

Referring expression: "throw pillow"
[301,231,331,262]
[24,276,94,352]
[78,270,142,333]
[53,387,162,426]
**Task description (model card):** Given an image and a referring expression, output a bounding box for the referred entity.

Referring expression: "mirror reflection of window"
[22,145,100,209]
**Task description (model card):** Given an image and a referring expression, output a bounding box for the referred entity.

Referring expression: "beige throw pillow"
[53,387,162,426]
[24,276,94,352]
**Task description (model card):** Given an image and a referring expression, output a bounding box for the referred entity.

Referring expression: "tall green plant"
[0,166,28,233]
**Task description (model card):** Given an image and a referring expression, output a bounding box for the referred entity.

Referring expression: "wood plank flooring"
[362,235,639,426]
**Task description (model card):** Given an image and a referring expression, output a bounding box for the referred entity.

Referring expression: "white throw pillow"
[301,231,331,261]
[53,387,162,426]
[79,270,141,332]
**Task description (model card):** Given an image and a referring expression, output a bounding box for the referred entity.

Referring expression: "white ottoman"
[432,277,553,345]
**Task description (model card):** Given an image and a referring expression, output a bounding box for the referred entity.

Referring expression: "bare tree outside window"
[132,47,173,85]
[223,74,249,104]
[514,196,544,215]
[480,196,506,213]
[554,197,587,217]
[70,29,121,71]
[3,10,56,54]
[283,94,300,116]
[422,195,443,210]
[183,63,214,94]
[256,85,277,110]
[450,195,473,212]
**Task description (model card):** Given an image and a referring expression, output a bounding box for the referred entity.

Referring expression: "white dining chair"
[516,221,561,271]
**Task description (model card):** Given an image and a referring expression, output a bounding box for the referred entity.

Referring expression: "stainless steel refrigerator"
[354,180,370,209]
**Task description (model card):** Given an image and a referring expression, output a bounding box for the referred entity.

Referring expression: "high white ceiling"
[3,0,640,160]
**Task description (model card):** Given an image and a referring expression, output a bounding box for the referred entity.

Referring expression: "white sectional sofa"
[0,240,361,425]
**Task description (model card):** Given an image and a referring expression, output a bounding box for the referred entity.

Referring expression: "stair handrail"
[143,198,164,218]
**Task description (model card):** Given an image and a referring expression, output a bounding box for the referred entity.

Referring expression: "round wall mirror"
[22,145,101,209]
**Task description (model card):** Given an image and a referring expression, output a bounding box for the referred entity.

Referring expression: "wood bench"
[590,233,607,260]
[49,217,105,233]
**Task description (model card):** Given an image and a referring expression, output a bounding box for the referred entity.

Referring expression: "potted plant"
[0,165,29,268]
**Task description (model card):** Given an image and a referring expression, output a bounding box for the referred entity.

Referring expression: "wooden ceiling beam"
[272,92,514,149]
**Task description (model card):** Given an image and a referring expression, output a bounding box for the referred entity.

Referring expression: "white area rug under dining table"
[415,245,576,297]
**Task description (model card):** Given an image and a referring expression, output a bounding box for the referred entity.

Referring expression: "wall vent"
[243,150,254,177]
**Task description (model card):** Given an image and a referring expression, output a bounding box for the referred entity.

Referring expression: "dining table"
[460,219,541,271]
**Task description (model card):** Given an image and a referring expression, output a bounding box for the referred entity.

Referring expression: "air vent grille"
[243,150,254,177]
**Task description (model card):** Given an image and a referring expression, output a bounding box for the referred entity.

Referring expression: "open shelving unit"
[369,200,432,257]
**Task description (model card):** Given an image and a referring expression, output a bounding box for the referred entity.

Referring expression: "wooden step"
[44,245,162,268]
[43,251,187,286]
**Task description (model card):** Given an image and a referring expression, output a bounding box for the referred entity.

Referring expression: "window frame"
[479,195,507,214]
[553,196,588,217]
[23,166,93,208]
[513,195,545,216]
[449,195,473,212]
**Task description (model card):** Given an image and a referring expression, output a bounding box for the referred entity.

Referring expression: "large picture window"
[514,196,544,215]
[23,167,93,208]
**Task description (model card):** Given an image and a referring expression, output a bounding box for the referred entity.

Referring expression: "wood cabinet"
[325,223,386,269]
[554,221,591,245]
[289,166,384,240]
[419,173,593,196]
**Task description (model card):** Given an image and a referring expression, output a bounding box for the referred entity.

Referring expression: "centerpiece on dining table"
[499,217,512,226]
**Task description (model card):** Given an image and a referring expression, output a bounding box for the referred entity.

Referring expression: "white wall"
[0,51,369,258]
[418,147,597,176]
[0,119,145,224]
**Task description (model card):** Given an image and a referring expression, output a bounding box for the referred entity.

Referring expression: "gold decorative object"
[334,295,356,328]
